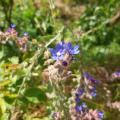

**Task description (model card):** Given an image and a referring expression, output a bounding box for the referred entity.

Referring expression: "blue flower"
[98,111,104,118]
[75,105,83,112]
[75,96,80,103]
[81,103,87,108]
[75,88,84,103]
[77,88,84,96]
[83,72,98,84]
[23,32,28,36]
[75,103,87,112]
[91,87,97,97]
[65,42,80,55]
[10,24,16,28]
[49,42,65,60]
[49,42,80,61]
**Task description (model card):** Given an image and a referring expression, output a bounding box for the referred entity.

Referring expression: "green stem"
[52,82,70,120]
[81,98,104,109]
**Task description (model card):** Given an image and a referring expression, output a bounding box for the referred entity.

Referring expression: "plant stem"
[52,82,70,120]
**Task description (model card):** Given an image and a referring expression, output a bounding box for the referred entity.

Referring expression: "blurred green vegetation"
[1,0,120,67]
[0,0,120,120]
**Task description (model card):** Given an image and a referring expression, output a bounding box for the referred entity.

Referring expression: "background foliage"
[0,0,120,120]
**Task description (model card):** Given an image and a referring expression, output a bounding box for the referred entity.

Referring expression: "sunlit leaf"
[0,80,11,87]
[8,57,19,64]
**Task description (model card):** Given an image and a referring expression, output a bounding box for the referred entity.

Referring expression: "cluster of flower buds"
[83,72,99,99]
[0,24,29,52]
[69,105,104,120]
[72,72,99,102]
[0,24,17,44]
[6,24,18,37]
[69,91,104,120]
[52,73,104,120]
[42,42,80,83]
[17,32,29,52]
[68,72,104,120]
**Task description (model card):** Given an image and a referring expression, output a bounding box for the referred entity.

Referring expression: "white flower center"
[57,51,61,56]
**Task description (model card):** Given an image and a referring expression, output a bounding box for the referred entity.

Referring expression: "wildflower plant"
[0,1,120,119]
[0,22,119,120]
[41,40,106,120]
[0,24,29,52]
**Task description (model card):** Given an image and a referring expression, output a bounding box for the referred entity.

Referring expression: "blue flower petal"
[52,56,58,60]
[98,111,104,118]
[73,45,80,54]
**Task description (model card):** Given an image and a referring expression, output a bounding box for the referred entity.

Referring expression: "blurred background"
[0,0,120,119]
[0,0,120,69]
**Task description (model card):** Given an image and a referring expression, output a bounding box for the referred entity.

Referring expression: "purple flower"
[75,103,87,112]
[6,24,17,36]
[82,103,87,108]
[23,32,28,36]
[116,71,120,75]
[10,24,16,28]
[77,89,84,96]
[49,42,65,60]
[91,87,97,97]
[83,72,98,84]
[91,92,97,97]
[112,71,120,78]
[98,111,104,118]
[65,42,80,55]
[75,105,83,112]
[75,96,80,103]
[75,88,84,98]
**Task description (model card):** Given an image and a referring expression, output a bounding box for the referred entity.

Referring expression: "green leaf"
[8,56,19,64]
[24,88,47,103]
[0,51,4,60]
